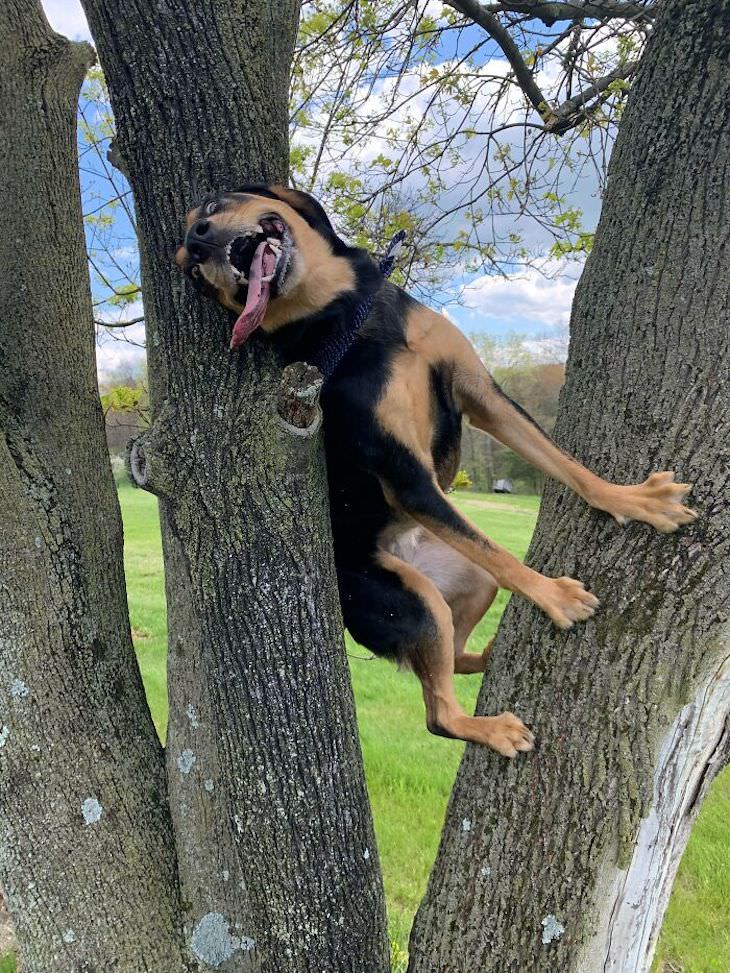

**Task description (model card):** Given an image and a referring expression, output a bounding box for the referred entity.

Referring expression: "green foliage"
[285,1,646,293]
[0,954,15,973]
[106,283,141,307]
[390,938,408,972]
[451,468,473,490]
[83,5,647,308]
[100,384,146,415]
[550,231,595,259]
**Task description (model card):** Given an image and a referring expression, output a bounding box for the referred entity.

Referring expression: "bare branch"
[445,0,555,122]
[483,1,657,25]
[94,315,145,329]
[546,59,638,132]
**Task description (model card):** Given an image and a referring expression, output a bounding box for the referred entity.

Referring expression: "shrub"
[451,468,473,490]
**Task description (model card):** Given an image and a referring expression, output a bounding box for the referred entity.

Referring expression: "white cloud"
[41,0,92,42]
[96,304,146,380]
[96,339,146,381]
[461,261,581,330]
[522,336,569,363]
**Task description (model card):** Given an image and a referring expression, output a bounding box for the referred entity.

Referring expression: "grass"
[3,482,720,972]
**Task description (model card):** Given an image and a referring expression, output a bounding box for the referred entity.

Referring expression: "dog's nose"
[186,219,215,262]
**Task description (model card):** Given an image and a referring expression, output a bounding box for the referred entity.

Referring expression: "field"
[24,482,726,971]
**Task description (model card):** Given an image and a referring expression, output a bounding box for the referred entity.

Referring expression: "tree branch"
[446,0,641,135]
[483,0,657,24]
[545,59,638,132]
[125,407,179,497]
[276,362,324,434]
[445,0,556,123]
[94,314,145,328]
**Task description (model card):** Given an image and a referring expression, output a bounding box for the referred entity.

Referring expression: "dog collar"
[314,230,407,382]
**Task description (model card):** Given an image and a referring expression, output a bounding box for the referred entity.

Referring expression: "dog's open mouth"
[227,216,293,349]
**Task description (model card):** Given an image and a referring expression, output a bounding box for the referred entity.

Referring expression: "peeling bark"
[0,3,188,970]
[585,651,730,972]
[79,2,388,970]
[409,2,730,970]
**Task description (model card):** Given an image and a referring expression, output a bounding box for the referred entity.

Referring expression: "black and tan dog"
[176,184,696,757]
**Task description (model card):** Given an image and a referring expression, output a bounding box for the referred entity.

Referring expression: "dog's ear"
[233,183,335,234]
[267,185,335,234]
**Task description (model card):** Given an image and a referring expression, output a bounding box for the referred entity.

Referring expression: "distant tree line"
[464,337,566,493]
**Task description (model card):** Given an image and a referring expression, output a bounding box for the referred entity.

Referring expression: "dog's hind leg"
[339,552,533,756]
[426,550,498,674]
[385,526,497,673]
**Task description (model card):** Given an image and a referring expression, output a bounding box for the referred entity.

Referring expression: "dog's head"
[176,184,356,348]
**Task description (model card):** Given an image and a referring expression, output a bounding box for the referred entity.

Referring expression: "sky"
[42,0,91,41]
[41,0,595,381]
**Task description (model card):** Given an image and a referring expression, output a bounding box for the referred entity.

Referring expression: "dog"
[176,184,696,757]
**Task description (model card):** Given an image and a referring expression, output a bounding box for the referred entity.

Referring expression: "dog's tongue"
[229,240,278,349]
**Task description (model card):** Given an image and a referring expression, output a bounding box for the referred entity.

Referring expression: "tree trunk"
[0,3,189,970]
[409,1,730,970]
[80,2,389,970]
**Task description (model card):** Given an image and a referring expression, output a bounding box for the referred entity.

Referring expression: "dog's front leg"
[457,369,697,533]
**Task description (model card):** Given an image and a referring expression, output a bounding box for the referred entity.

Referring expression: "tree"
[409,1,730,970]
[5,2,726,971]
[0,3,189,968]
[78,1,388,971]
[1,0,387,970]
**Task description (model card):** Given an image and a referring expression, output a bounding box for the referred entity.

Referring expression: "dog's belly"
[380,521,476,602]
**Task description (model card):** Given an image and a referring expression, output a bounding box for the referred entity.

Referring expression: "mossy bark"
[0,3,188,970]
[79,2,388,970]
[409,1,730,970]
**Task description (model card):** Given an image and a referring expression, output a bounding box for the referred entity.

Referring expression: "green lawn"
[54,482,730,970]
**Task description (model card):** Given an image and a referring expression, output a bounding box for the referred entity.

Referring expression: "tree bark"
[0,3,189,970]
[409,1,730,971]
[80,2,389,970]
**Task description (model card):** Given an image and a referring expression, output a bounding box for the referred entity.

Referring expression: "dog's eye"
[191,265,201,278]
[205,201,217,216]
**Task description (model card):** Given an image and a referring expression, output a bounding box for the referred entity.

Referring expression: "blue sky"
[42,0,599,378]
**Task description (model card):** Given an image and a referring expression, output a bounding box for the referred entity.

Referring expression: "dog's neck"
[268,248,385,370]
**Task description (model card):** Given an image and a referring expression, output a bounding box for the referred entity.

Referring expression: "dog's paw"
[537,576,599,629]
[604,472,697,533]
[480,712,535,758]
